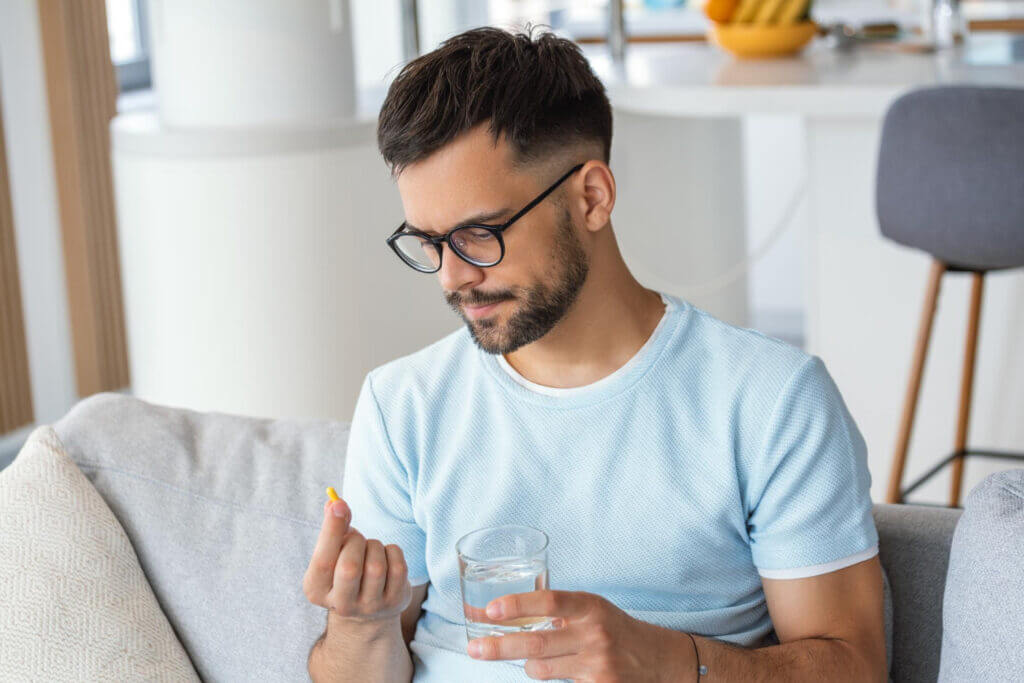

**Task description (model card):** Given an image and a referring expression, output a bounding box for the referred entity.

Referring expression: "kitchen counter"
[581,31,1024,116]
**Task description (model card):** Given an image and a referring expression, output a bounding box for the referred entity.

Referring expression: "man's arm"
[681,555,887,682]
[309,581,429,683]
[309,613,412,683]
[307,370,431,682]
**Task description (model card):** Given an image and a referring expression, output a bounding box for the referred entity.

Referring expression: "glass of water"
[456,524,555,640]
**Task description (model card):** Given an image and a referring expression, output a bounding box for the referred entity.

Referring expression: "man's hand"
[303,497,416,683]
[465,589,693,682]
[302,497,414,626]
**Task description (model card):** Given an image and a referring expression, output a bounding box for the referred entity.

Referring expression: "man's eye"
[460,228,494,241]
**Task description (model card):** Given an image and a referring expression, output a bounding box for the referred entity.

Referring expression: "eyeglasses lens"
[392,234,440,271]
[449,226,501,265]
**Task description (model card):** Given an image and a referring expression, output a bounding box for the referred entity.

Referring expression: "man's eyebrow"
[404,208,513,236]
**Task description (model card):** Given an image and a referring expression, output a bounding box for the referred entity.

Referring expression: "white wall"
[743,115,808,346]
[611,110,750,327]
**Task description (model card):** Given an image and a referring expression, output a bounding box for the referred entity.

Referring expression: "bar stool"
[875,84,1024,507]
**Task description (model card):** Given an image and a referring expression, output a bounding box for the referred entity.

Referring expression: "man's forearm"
[309,613,413,683]
[678,631,885,683]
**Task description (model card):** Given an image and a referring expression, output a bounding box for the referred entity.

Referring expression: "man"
[303,25,886,683]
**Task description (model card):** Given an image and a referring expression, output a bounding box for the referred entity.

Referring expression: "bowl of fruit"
[704,0,818,58]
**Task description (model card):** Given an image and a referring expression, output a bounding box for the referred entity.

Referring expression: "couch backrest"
[54,393,961,683]
[54,392,349,683]
[872,503,962,683]
[938,469,1024,681]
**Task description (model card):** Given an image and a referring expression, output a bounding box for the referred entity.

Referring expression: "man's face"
[396,125,589,355]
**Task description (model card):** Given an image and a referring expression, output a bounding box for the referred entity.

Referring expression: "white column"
[113,0,458,421]
[147,0,356,126]
[111,117,458,421]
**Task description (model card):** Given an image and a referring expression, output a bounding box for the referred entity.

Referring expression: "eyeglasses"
[386,163,585,273]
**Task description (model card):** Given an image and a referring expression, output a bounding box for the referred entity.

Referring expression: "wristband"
[685,632,708,681]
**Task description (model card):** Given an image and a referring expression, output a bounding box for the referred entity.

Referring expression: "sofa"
[1,392,1021,682]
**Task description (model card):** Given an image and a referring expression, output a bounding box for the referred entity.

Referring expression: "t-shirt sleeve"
[340,372,429,586]
[745,355,879,580]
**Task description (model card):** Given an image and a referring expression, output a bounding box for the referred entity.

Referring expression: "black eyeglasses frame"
[385,162,586,273]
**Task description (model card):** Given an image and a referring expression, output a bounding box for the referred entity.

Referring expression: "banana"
[776,0,811,24]
[732,0,763,23]
[753,0,789,24]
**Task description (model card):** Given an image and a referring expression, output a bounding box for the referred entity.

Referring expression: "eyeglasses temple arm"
[498,163,585,230]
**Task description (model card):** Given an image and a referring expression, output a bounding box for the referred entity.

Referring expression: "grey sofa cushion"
[53,392,349,683]
[938,469,1024,682]
[873,502,962,683]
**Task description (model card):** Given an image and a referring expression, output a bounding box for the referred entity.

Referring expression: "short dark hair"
[376,24,613,178]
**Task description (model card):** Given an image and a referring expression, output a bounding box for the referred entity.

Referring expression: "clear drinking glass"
[456,524,556,640]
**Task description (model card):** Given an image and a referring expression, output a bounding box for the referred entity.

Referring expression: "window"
[105,0,151,91]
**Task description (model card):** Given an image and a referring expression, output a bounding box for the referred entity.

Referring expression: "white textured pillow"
[0,425,201,681]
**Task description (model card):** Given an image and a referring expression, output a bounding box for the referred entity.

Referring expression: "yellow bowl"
[710,21,818,58]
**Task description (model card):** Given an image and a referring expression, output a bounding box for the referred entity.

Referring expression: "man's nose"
[437,243,484,292]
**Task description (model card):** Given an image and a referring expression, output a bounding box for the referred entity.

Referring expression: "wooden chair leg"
[950,271,985,507]
[887,259,947,504]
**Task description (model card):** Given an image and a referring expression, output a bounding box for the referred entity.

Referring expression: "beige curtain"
[0,90,34,435]
[38,0,130,397]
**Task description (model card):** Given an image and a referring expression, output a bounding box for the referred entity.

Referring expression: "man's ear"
[577,161,615,234]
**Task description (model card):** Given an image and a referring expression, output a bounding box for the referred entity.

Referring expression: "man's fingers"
[469,624,580,661]
[329,498,350,519]
[487,590,593,622]
[358,539,388,603]
[305,499,351,599]
[334,528,367,604]
[383,544,409,601]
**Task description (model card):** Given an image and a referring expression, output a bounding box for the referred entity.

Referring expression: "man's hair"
[376,24,613,178]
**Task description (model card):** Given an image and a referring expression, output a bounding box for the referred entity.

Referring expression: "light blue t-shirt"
[341,292,878,682]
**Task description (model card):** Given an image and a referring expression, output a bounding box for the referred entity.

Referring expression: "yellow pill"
[326,486,339,502]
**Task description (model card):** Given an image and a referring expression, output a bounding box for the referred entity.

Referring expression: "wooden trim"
[0,88,35,434]
[38,0,130,397]
[968,18,1024,33]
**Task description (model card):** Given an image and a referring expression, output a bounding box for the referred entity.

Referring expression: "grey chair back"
[876,85,1024,271]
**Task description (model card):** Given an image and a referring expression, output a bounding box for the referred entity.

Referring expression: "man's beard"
[445,207,589,355]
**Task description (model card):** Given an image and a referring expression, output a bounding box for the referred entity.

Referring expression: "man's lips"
[462,299,508,320]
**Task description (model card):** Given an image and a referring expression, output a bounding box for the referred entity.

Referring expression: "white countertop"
[581,31,1024,117]
[564,1,1024,38]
